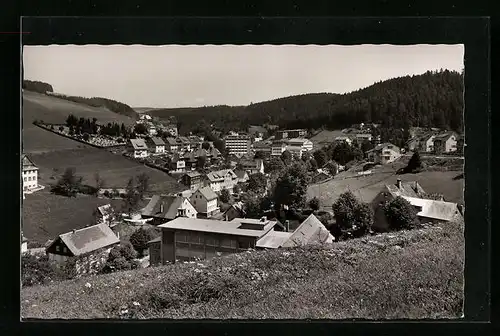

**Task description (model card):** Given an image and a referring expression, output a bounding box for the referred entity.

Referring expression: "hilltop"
[149,70,464,134]
[21,220,464,319]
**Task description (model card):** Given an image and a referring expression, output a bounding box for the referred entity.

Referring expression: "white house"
[419,133,436,153]
[205,169,238,193]
[366,143,401,164]
[239,158,265,175]
[189,186,220,218]
[140,195,198,224]
[433,132,458,154]
[22,154,39,194]
[147,137,166,154]
[148,125,158,136]
[129,139,149,158]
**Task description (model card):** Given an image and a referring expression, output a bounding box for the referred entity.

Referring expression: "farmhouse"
[22,154,39,194]
[279,214,334,248]
[433,131,458,154]
[180,171,204,191]
[140,195,197,225]
[129,139,149,158]
[366,142,401,164]
[45,224,120,275]
[147,137,166,154]
[205,169,238,193]
[189,186,220,218]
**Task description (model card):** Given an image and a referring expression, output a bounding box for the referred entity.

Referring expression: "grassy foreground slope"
[22,220,464,319]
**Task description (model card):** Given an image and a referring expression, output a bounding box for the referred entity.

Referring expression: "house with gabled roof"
[223,201,246,221]
[147,137,166,154]
[165,137,180,153]
[370,179,427,232]
[205,169,238,193]
[140,195,197,225]
[366,142,401,164]
[401,196,462,224]
[45,223,120,275]
[432,131,458,154]
[180,171,204,191]
[189,186,220,218]
[129,138,149,158]
[22,154,40,196]
[280,214,334,248]
[234,169,249,183]
[168,153,186,173]
[418,133,437,153]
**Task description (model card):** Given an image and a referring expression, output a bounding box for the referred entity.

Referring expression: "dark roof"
[22,154,38,170]
[165,137,178,145]
[282,214,334,248]
[141,195,188,220]
[206,169,237,182]
[150,137,165,146]
[434,131,457,141]
[51,224,119,256]
[248,125,267,134]
[194,186,218,201]
[130,138,148,150]
[366,142,399,153]
[234,169,248,179]
[184,171,202,178]
[385,181,426,198]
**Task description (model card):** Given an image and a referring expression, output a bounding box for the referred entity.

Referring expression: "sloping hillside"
[150,70,463,134]
[21,220,464,319]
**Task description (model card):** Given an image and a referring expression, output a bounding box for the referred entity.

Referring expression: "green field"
[21,219,464,319]
[22,190,126,244]
[308,167,464,209]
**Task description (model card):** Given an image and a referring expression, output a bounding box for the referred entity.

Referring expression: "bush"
[50,167,83,197]
[101,242,139,274]
[403,151,423,174]
[308,197,320,211]
[21,254,75,287]
[383,196,420,231]
[332,191,374,240]
[219,188,230,203]
[129,228,157,257]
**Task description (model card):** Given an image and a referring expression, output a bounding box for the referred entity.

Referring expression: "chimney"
[285,220,290,232]
[396,178,402,189]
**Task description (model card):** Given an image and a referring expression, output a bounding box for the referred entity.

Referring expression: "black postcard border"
[4,16,491,335]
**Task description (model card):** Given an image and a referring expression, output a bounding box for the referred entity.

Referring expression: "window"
[190,232,203,244]
[56,246,60,252]
[28,176,31,181]
[23,177,27,182]
[176,232,188,243]
[206,237,219,247]
[221,238,236,248]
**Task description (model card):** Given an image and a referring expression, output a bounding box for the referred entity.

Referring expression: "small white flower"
[85,282,92,288]
[133,301,140,306]
[120,309,129,315]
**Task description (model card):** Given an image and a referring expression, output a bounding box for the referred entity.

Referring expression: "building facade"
[433,132,458,154]
[22,154,39,193]
[366,143,401,164]
[189,186,220,218]
[129,139,149,158]
[275,129,307,140]
[205,169,238,193]
[224,135,252,156]
[181,171,204,191]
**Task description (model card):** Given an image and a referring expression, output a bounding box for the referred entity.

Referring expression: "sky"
[23,44,464,108]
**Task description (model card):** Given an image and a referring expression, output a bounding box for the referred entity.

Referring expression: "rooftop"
[158,217,278,238]
[402,197,460,221]
[22,154,38,171]
[256,230,293,249]
[141,195,189,220]
[54,224,120,256]
[206,169,237,182]
[130,138,148,150]
[282,214,334,248]
[150,137,165,146]
[194,186,218,201]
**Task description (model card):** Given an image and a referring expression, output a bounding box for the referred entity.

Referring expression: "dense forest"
[23,80,138,119]
[22,80,54,94]
[150,70,464,135]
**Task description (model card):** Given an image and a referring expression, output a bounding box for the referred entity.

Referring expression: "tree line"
[65,114,130,138]
[22,80,54,94]
[149,70,464,135]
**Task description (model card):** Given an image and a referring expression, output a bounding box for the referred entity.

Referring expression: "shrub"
[50,167,83,197]
[58,126,64,132]
[21,254,75,287]
[219,188,230,203]
[383,196,420,231]
[332,191,374,239]
[129,228,157,257]
[101,242,139,274]
[308,197,320,211]
[404,151,423,174]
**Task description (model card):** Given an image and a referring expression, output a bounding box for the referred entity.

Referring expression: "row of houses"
[252,138,314,158]
[406,131,463,154]
[136,114,178,137]
[129,136,218,159]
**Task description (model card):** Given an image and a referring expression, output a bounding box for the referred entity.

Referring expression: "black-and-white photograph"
[21,42,465,319]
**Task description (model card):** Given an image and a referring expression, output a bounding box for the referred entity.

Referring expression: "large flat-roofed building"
[157,216,279,263]
[153,214,333,265]
[224,135,251,156]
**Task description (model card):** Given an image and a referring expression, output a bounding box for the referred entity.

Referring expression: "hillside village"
[21,70,465,319]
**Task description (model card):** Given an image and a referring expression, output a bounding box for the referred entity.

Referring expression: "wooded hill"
[149,69,464,135]
[23,80,138,119]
